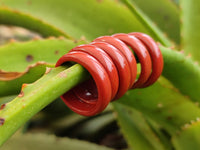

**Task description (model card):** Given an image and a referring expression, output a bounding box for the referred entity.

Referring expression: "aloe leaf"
[129,0,180,44]
[117,76,200,135]
[1,133,113,150]
[0,64,46,96]
[0,38,83,72]
[74,112,115,140]
[180,0,200,62]
[0,65,89,146]
[120,0,172,46]
[0,7,71,38]
[49,113,86,131]
[161,46,200,103]
[0,95,16,105]
[0,38,84,96]
[0,0,150,41]
[145,118,174,150]
[113,103,168,150]
[172,121,200,150]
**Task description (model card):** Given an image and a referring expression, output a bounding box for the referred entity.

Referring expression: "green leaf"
[0,95,16,105]
[180,0,200,62]
[0,64,46,96]
[0,38,82,72]
[113,103,167,150]
[0,65,89,146]
[1,133,113,150]
[74,112,115,140]
[0,0,150,40]
[0,7,71,38]
[172,121,200,150]
[161,46,200,103]
[0,38,84,96]
[117,77,200,135]
[129,0,180,44]
[120,0,172,46]
[115,46,200,135]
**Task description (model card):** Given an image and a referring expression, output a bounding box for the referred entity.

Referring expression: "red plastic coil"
[55,32,163,116]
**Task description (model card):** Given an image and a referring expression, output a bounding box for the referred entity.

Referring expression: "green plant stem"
[121,0,172,47]
[0,64,89,146]
[0,7,72,39]
[1,46,200,146]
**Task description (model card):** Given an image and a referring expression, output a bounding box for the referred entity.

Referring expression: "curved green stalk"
[121,0,172,47]
[0,38,84,96]
[113,103,168,150]
[161,46,200,102]
[1,133,113,150]
[0,0,150,41]
[0,7,71,39]
[172,121,200,150]
[0,65,89,146]
[131,0,180,44]
[180,0,200,63]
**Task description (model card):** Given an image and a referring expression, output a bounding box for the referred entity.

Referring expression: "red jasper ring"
[56,51,112,116]
[56,32,163,116]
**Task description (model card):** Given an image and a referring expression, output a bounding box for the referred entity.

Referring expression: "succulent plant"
[0,0,200,149]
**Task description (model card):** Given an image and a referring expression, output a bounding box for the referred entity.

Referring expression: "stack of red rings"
[55,32,163,116]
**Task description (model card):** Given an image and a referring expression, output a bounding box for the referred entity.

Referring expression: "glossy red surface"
[71,44,119,99]
[129,32,163,87]
[113,33,152,88]
[91,41,131,100]
[93,36,137,89]
[55,32,163,116]
[56,51,112,116]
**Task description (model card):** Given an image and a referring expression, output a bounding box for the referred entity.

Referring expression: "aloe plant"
[0,0,200,149]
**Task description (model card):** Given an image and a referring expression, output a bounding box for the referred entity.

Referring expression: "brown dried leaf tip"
[21,83,28,90]
[0,71,22,81]
[45,67,52,74]
[18,91,24,97]
[0,104,6,110]
[0,118,5,126]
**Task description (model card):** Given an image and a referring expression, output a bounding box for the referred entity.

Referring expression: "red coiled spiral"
[56,32,163,116]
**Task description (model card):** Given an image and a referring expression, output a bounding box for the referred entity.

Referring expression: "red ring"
[55,32,163,116]
[129,32,163,87]
[71,44,119,99]
[55,51,112,116]
[93,36,137,89]
[113,33,152,88]
[91,41,131,100]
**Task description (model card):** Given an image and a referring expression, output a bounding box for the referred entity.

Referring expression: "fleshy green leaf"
[172,121,200,150]
[1,133,113,150]
[0,38,84,96]
[120,0,172,46]
[161,46,200,103]
[0,64,46,96]
[0,65,89,146]
[0,38,83,72]
[0,7,71,38]
[117,77,200,135]
[0,0,150,40]
[113,103,167,150]
[0,95,16,105]
[129,0,180,44]
[180,0,200,62]
[74,112,115,140]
